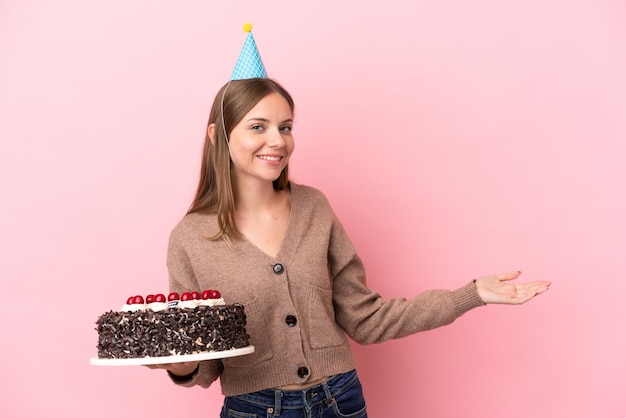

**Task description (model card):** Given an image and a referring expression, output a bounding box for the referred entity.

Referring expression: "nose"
[267,128,286,147]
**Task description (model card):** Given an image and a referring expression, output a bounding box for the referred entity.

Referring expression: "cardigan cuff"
[167,364,200,384]
[452,280,487,314]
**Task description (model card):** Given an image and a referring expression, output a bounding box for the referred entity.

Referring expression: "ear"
[207,123,216,145]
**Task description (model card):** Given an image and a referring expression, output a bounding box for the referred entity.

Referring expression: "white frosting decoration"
[121,303,146,312]
[178,299,201,309]
[199,297,226,307]
[147,302,169,312]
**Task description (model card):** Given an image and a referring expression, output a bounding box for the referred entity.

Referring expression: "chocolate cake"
[95,291,250,359]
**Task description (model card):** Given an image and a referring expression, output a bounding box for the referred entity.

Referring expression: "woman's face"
[227,92,294,186]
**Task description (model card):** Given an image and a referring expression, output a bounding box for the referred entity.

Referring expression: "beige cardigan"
[166,183,485,396]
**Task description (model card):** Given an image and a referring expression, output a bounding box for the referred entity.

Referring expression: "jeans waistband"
[230,369,358,413]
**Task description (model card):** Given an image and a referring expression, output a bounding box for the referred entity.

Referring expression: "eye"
[251,124,264,131]
[280,125,293,133]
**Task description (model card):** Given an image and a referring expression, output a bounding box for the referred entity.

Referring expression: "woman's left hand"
[475,271,551,305]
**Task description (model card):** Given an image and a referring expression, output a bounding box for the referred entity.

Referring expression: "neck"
[234,178,282,213]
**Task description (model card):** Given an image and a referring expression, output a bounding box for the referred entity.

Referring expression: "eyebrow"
[246,117,293,124]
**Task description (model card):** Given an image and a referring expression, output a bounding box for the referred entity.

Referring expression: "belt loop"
[273,389,282,416]
[321,381,335,406]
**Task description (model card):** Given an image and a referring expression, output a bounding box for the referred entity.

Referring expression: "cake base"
[90,345,255,366]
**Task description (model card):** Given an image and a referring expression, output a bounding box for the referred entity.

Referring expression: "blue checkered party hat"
[230,23,267,80]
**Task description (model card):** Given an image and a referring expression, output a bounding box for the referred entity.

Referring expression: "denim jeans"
[220,369,367,418]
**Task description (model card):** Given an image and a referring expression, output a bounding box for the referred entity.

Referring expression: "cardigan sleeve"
[327,214,485,345]
[165,223,223,389]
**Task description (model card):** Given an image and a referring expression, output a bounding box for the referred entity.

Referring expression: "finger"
[515,280,550,289]
[145,363,172,370]
[512,282,551,304]
[530,281,552,295]
[495,270,522,282]
[516,281,552,295]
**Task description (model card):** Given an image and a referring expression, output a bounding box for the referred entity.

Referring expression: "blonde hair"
[187,78,295,241]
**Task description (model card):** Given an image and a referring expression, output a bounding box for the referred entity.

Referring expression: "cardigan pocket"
[308,285,347,349]
[224,298,274,368]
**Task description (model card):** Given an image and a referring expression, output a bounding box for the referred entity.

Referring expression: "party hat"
[230,23,267,80]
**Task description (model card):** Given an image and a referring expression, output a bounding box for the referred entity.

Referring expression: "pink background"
[1,1,625,416]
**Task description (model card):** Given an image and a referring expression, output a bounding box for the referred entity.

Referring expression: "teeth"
[258,155,281,161]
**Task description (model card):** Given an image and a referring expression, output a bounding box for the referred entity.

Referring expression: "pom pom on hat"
[230,23,267,80]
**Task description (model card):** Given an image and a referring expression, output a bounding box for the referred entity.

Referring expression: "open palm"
[475,271,551,305]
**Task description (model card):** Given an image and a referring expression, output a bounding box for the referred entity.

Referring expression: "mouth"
[257,155,283,162]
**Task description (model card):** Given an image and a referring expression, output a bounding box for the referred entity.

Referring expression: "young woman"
[153,78,551,418]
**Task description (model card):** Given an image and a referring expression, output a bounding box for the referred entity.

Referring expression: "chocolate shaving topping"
[95,304,249,359]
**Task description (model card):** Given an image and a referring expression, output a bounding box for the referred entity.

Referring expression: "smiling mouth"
[257,155,282,161]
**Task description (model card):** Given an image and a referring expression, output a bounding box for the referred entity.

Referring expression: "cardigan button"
[297,367,309,378]
[272,263,284,275]
[285,315,297,326]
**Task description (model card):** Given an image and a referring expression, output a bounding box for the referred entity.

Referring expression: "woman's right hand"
[145,361,199,377]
